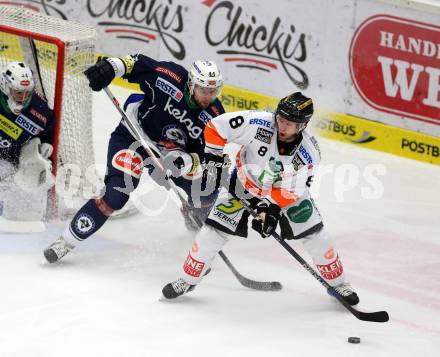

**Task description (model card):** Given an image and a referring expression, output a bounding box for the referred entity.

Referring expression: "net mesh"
[0,6,97,218]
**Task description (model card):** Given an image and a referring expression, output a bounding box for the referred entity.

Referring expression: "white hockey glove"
[14,138,55,191]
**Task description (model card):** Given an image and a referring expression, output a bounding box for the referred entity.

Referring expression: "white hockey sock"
[301,229,346,287]
[182,225,230,285]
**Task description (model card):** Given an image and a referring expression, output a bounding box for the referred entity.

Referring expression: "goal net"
[0,5,98,219]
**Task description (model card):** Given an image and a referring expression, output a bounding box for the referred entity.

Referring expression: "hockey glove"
[84,58,116,91]
[163,149,200,179]
[251,202,281,238]
[202,152,231,192]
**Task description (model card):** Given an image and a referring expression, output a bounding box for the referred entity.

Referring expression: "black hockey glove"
[251,202,281,238]
[84,58,116,91]
[202,152,231,192]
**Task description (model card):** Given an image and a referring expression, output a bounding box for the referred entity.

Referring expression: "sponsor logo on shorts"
[213,208,239,228]
[112,149,143,178]
[316,255,344,280]
[287,199,313,223]
[15,114,43,135]
[254,127,273,144]
[183,254,205,277]
[156,77,183,102]
[0,114,23,140]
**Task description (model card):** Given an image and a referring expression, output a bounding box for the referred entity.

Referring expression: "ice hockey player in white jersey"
[162,92,360,306]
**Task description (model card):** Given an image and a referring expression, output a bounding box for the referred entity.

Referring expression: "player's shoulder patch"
[28,92,52,125]
[154,63,184,84]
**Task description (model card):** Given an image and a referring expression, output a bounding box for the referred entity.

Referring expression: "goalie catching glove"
[251,201,281,238]
[14,137,55,191]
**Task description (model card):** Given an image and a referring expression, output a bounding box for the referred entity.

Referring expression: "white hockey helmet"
[187,60,223,97]
[0,61,35,114]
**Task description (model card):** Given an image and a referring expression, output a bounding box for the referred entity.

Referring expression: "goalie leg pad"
[1,181,47,221]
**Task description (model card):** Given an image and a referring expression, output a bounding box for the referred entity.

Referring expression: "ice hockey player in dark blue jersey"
[0,62,55,228]
[44,54,225,263]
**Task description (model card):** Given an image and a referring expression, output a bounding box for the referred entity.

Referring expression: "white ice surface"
[1,86,439,357]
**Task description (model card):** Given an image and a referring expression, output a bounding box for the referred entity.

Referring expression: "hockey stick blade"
[218,251,282,291]
[349,307,389,323]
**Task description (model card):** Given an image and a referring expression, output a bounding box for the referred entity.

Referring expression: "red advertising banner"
[349,15,440,125]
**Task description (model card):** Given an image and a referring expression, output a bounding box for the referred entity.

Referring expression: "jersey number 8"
[229,116,244,129]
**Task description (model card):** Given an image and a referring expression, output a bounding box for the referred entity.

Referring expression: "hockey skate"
[328,282,359,306]
[43,236,75,263]
[162,278,195,299]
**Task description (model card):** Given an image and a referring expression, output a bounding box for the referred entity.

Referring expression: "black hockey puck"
[348,337,361,344]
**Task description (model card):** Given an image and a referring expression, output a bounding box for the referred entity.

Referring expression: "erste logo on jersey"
[249,118,273,129]
[299,145,313,164]
[15,114,43,135]
[112,149,143,178]
[155,77,183,102]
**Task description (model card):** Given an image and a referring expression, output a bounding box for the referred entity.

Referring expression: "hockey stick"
[103,87,281,291]
[235,198,389,323]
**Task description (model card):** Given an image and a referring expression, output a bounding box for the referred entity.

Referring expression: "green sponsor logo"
[287,199,313,223]
[216,198,243,214]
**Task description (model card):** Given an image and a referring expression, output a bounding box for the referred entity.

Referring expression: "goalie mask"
[187,60,223,99]
[0,62,35,114]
